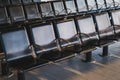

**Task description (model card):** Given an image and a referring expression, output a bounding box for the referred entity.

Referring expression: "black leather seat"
[75,15,98,51]
[30,22,61,61]
[8,5,25,23]
[1,27,37,75]
[0,7,10,25]
[24,3,41,21]
[111,10,120,40]
[94,12,115,46]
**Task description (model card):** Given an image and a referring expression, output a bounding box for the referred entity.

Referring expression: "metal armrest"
[50,39,61,51]
[66,8,72,14]
[114,2,120,7]
[88,5,96,11]
[28,45,37,58]
[28,45,37,64]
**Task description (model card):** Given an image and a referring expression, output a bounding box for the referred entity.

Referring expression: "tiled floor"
[1,42,120,80]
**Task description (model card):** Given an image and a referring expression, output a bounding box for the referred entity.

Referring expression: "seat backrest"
[31,23,56,46]
[95,13,114,37]
[77,16,96,35]
[56,20,78,42]
[96,0,106,9]
[95,13,111,31]
[33,0,40,2]
[86,0,97,10]
[0,0,10,6]
[76,0,87,12]
[1,28,31,61]
[111,10,120,25]
[0,7,10,25]
[9,5,25,22]
[53,1,66,15]
[114,0,120,5]
[111,10,120,33]
[105,0,114,8]
[40,2,54,17]
[23,0,32,3]
[25,4,40,19]
[0,39,3,53]
[11,0,21,4]
[65,0,76,13]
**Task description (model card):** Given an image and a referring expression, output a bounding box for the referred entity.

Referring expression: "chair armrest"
[47,39,61,51]
[66,8,72,14]
[29,45,37,58]
[114,2,120,7]
[88,5,96,11]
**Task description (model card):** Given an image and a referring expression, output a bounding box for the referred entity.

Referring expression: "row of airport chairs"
[0,0,120,26]
[1,11,120,80]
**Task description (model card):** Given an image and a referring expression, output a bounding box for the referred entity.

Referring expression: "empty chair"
[24,3,41,20]
[65,0,77,14]
[30,22,60,60]
[75,0,88,13]
[40,2,54,18]
[86,0,97,11]
[0,7,10,25]
[114,0,120,8]
[53,0,66,16]
[95,13,115,45]
[9,5,25,22]
[55,19,82,56]
[76,15,98,50]
[96,0,106,10]
[11,0,21,4]
[1,27,37,76]
[105,0,114,9]
[111,10,120,39]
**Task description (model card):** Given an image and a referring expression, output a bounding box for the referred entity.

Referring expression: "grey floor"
[1,42,120,80]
